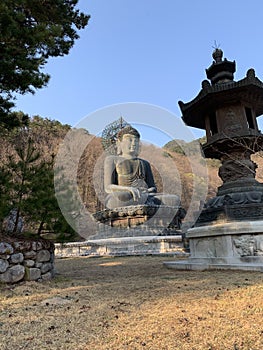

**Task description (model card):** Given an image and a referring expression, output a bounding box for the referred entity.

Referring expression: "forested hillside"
[0,115,76,241]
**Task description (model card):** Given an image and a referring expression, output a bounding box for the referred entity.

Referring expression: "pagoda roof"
[179,69,263,130]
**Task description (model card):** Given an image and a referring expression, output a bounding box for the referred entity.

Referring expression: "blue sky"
[15,0,263,146]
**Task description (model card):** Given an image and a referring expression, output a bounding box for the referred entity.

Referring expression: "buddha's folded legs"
[153,194,181,207]
[105,192,181,209]
[105,191,149,209]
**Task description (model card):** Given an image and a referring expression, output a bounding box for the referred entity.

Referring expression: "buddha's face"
[118,133,140,158]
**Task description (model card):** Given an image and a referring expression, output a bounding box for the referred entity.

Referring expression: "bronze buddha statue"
[104,126,180,209]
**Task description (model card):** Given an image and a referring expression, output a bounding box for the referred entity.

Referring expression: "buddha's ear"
[116,140,122,155]
[138,141,141,155]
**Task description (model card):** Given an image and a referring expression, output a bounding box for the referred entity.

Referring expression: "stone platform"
[92,204,185,239]
[55,235,188,258]
[164,220,263,272]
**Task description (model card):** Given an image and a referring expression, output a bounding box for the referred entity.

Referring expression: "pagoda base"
[217,179,263,196]
[196,189,263,226]
[164,220,263,272]
[164,258,263,272]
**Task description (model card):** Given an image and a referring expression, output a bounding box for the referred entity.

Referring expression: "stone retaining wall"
[0,238,55,283]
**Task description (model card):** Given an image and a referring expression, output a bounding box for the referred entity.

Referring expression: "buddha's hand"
[127,187,142,201]
[147,187,156,193]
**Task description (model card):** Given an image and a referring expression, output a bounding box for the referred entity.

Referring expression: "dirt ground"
[1,255,263,350]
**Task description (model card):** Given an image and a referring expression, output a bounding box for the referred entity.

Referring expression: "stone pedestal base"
[164,220,263,272]
[92,204,185,239]
[55,236,188,257]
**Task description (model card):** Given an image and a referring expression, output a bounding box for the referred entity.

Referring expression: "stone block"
[0,254,10,260]
[35,262,43,268]
[0,265,25,283]
[0,242,14,255]
[10,253,24,264]
[41,271,52,281]
[0,259,9,273]
[24,250,36,259]
[36,250,51,262]
[13,241,32,252]
[41,262,52,274]
[23,259,35,267]
[25,267,41,281]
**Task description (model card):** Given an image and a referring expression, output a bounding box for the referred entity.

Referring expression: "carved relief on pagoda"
[218,158,257,183]
[222,108,242,135]
[233,235,263,257]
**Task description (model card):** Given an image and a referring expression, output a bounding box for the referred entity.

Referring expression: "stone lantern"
[179,48,263,225]
[165,50,263,271]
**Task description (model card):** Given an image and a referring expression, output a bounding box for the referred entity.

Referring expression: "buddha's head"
[116,126,140,157]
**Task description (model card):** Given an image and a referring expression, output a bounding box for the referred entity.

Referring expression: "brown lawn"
[1,255,263,350]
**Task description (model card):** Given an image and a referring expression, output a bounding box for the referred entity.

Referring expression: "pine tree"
[0,165,12,227]
[6,137,40,233]
[0,1,89,126]
[24,156,77,240]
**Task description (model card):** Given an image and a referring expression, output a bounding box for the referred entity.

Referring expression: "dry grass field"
[1,255,263,350]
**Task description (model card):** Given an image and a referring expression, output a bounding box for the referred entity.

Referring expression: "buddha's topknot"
[117,126,140,140]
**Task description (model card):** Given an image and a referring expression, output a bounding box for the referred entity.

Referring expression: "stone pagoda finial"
[212,48,223,63]
[206,48,236,85]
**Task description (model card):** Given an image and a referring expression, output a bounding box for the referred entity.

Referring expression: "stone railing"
[55,235,187,258]
[0,238,55,283]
